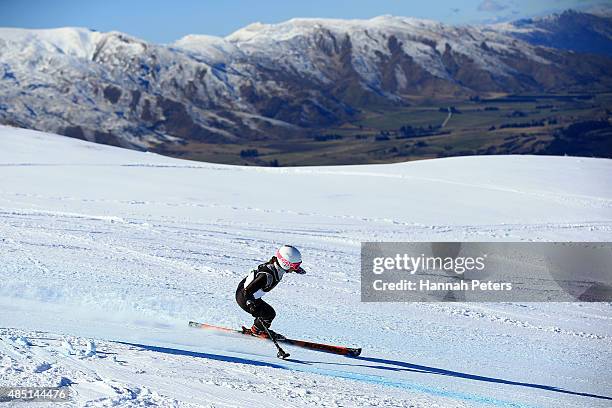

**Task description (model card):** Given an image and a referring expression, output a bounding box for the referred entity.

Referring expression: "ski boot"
[251,325,286,341]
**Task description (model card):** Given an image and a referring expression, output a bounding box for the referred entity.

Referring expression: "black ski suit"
[236,257,285,331]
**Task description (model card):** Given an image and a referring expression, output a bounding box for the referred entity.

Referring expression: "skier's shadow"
[117,342,286,370]
[297,355,612,401]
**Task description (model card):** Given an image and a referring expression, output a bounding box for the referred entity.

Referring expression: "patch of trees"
[499,119,546,129]
[396,124,441,139]
[437,149,476,158]
[375,132,391,141]
[313,134,343,142]
[371,123,450,143]
[439,106,462,113]
[562,120,610,137]
[240,149,259,158]
[542,120,612,158]
[509,110,527,117]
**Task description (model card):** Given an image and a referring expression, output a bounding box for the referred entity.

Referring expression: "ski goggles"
[276,251,302,271]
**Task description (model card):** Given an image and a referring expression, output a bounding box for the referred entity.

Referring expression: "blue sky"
[0,0,604,43]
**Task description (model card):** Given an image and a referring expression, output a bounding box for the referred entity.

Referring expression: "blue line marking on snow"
[351,356,612,402]
[279,361,538,408]
[120,341,537,408]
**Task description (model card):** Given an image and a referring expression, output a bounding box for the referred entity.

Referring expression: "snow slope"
[0,126,611,407]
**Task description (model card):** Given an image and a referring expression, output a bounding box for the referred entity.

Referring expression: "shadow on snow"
[118,341,611,402]
[336,356,611,401]
[117,341,286,369]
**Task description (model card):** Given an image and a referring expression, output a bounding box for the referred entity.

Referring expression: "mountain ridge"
[0,9,611,154]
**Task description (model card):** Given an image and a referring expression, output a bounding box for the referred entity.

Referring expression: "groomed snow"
[0,126,611,407]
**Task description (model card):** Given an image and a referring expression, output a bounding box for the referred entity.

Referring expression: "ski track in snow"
[1,127,612,407]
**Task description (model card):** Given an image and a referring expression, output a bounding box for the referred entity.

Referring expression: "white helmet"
[275,245,302,271]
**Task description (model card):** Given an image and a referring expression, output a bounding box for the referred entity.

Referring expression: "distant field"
[157,92,612,166]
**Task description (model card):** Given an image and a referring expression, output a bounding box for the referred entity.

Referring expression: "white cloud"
[478,0,509,12]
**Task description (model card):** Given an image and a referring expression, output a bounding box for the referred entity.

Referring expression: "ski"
[188,321,362,357]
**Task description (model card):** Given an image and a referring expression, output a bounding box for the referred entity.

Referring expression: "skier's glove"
[245,299,258,313]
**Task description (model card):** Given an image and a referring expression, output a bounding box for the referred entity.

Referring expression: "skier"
[236,245,306,339]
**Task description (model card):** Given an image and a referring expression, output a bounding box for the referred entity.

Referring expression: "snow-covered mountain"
[1,126,611,406]
[1,10,611,150]
[496,9,612,57]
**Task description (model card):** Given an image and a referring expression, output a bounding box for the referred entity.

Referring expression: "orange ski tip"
[189,321,237,333]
